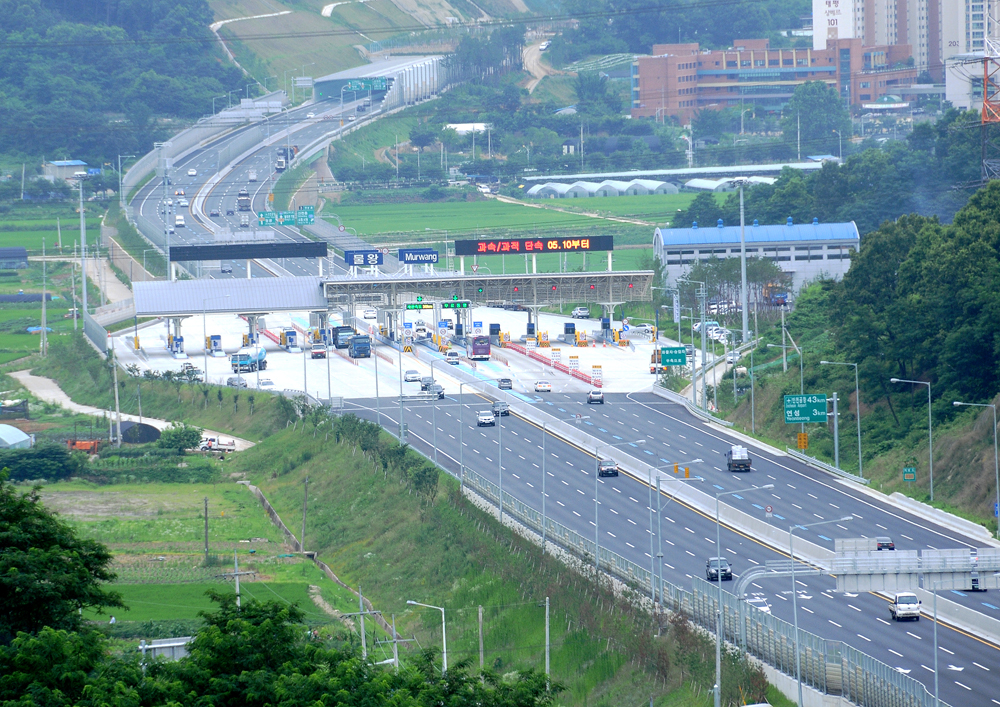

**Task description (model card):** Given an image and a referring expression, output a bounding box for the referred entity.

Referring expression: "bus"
[467,336,491,361]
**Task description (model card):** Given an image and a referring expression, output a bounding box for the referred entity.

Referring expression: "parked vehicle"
[477,411,496,427]
[726,445,752,472]
[230,347,267,372]
[889,592,921,621]
[348,335,371,358]
[310,343,327,359]
[706,557,733,581]
[200,437,236,452]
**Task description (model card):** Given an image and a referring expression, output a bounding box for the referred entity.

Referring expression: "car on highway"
[889,592,921,621]
[307,112,315,118]
[571,307,589,318]
[685,344,695,358]
[310,343,327,359]
[187,168,197,177]
[534,380,552,392]
[477,410,496,427]
[348,114,357,121]
[256,378,275,390]
[491,401,509,417]
[428,383,445,399]
[404,370,421,382]
[726,351,741,364]
[726,445,752,472]
[876,536,895,551]
[240,215,250,227]
[226,376,248,388]
[226,207,235,215]
[166,198,173,206]
[597,459,618,477]
[706,557,733,581]
[174,189,185,196]
[220,265,233,274]
[420,376,436,390]
[209,208,220,217]
[587,390,604,404]
[630,323,654,334]
[498,378,512,390]
[178,198,189,207]
[363,307,377,319]
[445,351,460,365]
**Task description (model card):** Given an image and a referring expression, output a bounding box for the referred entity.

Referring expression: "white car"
[166,198,173,206]
[534,381,552,392]
[256,378,275,389]
[404,369,421,382]
[363,308,377,320]
[630,323,654,334]
[476,410,496,427]
[571,307,589,319]
[187,168,197,177]
[306,112,315,118]
[445,351,461,365]
[178,198,189,207]
[726,351,741,364]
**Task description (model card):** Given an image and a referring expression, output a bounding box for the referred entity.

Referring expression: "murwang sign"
[398,248,439,264]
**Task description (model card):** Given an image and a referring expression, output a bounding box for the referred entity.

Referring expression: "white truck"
[726,445,752,472]
[889,592,921,621]
[248,169,257,182]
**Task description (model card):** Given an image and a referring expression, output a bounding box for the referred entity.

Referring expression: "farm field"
[529,192,697,223]
[0,207,102,254]
[327,199,618,238]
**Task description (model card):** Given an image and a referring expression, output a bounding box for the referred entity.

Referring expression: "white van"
[174,215,186,228]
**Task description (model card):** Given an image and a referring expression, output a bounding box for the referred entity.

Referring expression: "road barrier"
[504,341,601,387]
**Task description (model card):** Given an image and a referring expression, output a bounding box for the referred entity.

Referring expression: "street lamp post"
[890,378,934,501]
[689,281,708,410]
[542,415,590,548]
[406,600,446,675]
[731,177,750,344]
[648,462,703,604]
[789,516,853,707]
[822,360,863,478]
[714,484,774,707]
[953,400,999,538]
[594,439,646,575]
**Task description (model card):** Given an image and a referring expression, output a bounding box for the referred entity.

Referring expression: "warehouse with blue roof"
[654,217,860,292]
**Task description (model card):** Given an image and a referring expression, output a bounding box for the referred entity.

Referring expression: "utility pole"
[70,263,77,330]
[781,306,787,372]
[544,597,550,687]
[204,497,209,563]
[79,177,87,319]
[478,605,484,672]
[797,112,801,161]
[301,476,309,553]
[110,338,122,447]
[217,552,256,609]
[40,237,47,357]
[360,589,366,658]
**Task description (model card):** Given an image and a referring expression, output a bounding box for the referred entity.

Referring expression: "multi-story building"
[630,38,916,123]
[814,0,996,84]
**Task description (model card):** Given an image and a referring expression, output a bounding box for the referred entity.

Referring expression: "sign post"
[783,394,828,424]
[903,466,916,482]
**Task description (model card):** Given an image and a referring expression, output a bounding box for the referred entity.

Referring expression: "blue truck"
[348,335,371,358]
[332,326,355,349]
[230,346,267,372]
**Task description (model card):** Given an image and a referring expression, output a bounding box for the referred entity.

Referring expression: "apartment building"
[630,38,916,122]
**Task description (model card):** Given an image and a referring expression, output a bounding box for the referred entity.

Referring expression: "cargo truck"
[230,346,267,372]
[726,445,752,472]
[248,169,257,182]
[332,325,355,349]
[348,335,371,358]
[236,188,251,211]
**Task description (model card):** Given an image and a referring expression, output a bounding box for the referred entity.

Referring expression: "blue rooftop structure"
[654,218,860,292]
[656,218,860,246]
[48,160,88,167]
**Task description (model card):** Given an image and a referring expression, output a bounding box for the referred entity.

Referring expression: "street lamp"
[648,461,702,605]
[789,516,853,707]
[264,76,277,92]
[713,484,774,707]
[730,177,750,344]
[821,360,863,479]
[953,400,999,538]
[212,94,227,114]
[890,378,934,501]
[202,295,230,383]
[689,280,708,410]
[406,600,446,674]
[594,439,646,576]
[542,415,589,548]
[832,129,843,160]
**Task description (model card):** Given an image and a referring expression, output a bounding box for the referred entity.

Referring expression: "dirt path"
[492,193,655,226]
[9,370,255,451]
[309,585,355,628]
[523,42,563,94]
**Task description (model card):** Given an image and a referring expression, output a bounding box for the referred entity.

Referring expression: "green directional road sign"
[783,394,828,424]
[660,346,687,366]
[344,78,388,92]
[258,211,277,226]
[903,466,917,482]
[276,210,297,226]
[296,205,315,225]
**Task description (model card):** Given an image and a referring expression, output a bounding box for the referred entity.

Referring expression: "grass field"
[326,199,623,238]
[463,245,654,275]
[535,192,697,224]
[326,113,420,174]
[0,207,102,254]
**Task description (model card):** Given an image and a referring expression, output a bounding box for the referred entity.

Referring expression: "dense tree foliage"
[0,472,123,643]
[0,443,84,482]
[779,81,852,157]
[0,0,247,162]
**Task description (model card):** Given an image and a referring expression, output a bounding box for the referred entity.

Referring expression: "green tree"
[409,121,439,152]
[0,472,124,641]
[157,423,203,452]
[0,443,84,482]
[780,81,851,156]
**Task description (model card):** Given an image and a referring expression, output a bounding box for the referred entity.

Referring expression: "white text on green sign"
[783,394,828,423]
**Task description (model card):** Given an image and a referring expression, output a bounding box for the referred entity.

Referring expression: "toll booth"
[279,328,299,351]
[169,335,185,356]
[564,323,575,336]
[455,323,464,337]
[489,323,501,347]
[526,322,536,337]
[209,335,224,356]
[242,332,259,346]
[320,327,333,345]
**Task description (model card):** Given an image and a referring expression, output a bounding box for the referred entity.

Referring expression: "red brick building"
[630,37,917,122]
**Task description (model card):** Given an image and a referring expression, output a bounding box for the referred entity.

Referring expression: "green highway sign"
[406,303,434,310]
[783,394,828,424]
[277,210,297,226]
[660,346,687,366]
[257,211,276,226]
[442,300,470,309]
[296,205,315,225]
[903,466,917,481]
[344,78,388,92]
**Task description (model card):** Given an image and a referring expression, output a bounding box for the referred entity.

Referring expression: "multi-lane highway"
[130,100,367,279]
[341,388,1000,706]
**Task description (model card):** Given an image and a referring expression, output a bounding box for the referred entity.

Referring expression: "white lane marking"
[974,662,990,671]
[828,620,842,628]
[888,649,903,657]
[906,632,922,640]
[857,634,871,642]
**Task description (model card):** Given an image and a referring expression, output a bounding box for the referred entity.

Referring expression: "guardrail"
[650,383,733,427]
[785,447,869,485]
[503,341,601,388]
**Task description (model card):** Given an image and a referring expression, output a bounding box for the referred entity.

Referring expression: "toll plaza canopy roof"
[134,277,327,317]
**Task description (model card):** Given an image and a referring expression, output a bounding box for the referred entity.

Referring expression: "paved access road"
[339,390,1000,706]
